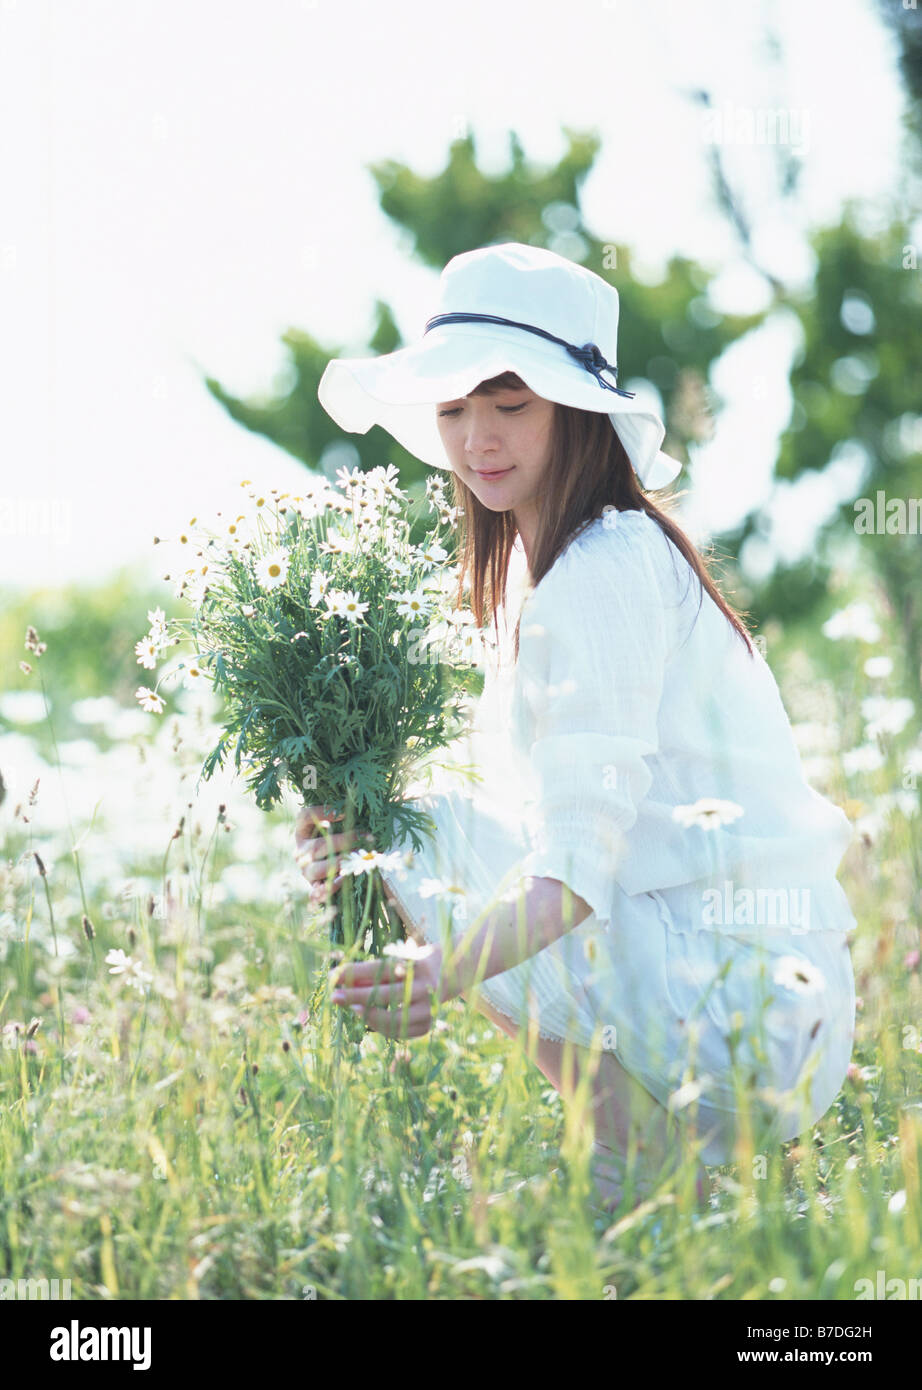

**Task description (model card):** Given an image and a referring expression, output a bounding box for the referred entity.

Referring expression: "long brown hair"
[449,371,753,661]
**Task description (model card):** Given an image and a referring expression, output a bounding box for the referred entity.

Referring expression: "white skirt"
[380,769,856,1168]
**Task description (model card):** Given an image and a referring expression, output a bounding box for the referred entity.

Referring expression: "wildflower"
[864,655,893,679]
[382,938,435,962]
[309,570,329,606]
[241,603,257,618]
[136,686,165,714]
[415,541,449,568]
[19,661,31,674]
[182,574,211,607]
[105,947,153,995]
[105,948,132,975]
[822,602,881,643]
[255,548,291,591]
[318,528,357,556]
[861,695,915,739]
[842,743,885,775]
[672,797,744,830]
[392,589,431,620]
[772,956,826,995]
[324,588,368,623]
[147,606,168,638]
[339,846,406,877]
[24,625,47,656]
[134,637,159,669]
[335,464,365,492]
[418,876,465,900]
[183,663,205,690]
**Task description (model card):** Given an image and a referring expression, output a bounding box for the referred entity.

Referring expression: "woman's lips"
[474,467,513,480]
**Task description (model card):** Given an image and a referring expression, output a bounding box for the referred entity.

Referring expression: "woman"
[298,242,857,1215]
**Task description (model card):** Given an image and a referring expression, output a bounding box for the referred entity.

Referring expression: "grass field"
[1,575,920,1300]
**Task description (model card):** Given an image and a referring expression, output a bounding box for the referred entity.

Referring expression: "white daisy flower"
[822,602,881,643]
[382,937,435,962]
[339,590,369,623]
[136,686,165,714]
[318,529,357,556]
[418,877,465,898]
[183,663,206,689]
[105,948,132,975]
[255,548,290,591]
[842,743,885,775]
[184,575,211,609]
[323,589,348,617]
[672,797,744,830]
[367,463,404,499]
[339,848,385,876]
[863,655,893,680]
[147,607,168,638]
[292,489,333,522]
[861,696,915,739]
[772,956,826,995]
[309,570,330,606]
[393,589,431,620]
[415,542,449,569]
[335,464,365,493]
[134,637,159,669]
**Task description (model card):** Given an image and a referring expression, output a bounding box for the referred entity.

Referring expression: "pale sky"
[0,0,910,604]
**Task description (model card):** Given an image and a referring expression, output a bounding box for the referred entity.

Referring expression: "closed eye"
[438,403,527,417]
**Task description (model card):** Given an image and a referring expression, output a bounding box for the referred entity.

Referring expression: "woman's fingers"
[333,977,425,1009]
[330,958,419,989]
[295,828,365,860]
[355,1000,433,1039]
[296,805,341,836]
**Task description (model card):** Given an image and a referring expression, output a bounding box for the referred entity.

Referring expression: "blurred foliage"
[0,572,179,736]
[204,127,763,506]
[727,208,922,671]
[204,63,922,690]
[876,0,922,177]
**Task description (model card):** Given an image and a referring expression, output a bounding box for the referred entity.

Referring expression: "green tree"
[204,127,762,506]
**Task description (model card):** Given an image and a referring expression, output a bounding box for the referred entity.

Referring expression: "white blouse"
[462,507,856,939]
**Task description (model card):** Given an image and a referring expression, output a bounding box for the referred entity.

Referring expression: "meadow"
[0,561,920,1302]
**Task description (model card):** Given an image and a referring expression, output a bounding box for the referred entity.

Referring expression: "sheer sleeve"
[513,519,671,929]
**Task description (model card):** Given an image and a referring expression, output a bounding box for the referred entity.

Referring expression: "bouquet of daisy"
[134,464,486,957]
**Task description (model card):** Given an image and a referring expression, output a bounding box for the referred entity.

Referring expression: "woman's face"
[435,381,555,516]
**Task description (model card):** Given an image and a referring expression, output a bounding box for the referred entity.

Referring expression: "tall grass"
[0,576,920,1299]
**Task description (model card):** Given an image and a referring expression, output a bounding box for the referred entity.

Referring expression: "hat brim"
[317,321,682,490]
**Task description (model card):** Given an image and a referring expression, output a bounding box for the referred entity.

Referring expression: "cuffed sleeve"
[512,519,670,929]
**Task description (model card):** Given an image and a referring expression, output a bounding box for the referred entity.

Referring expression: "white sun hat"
[317,241,682,491]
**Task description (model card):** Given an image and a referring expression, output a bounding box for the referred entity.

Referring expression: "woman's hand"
[330,942,444,1039]
[294,804,371,902]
